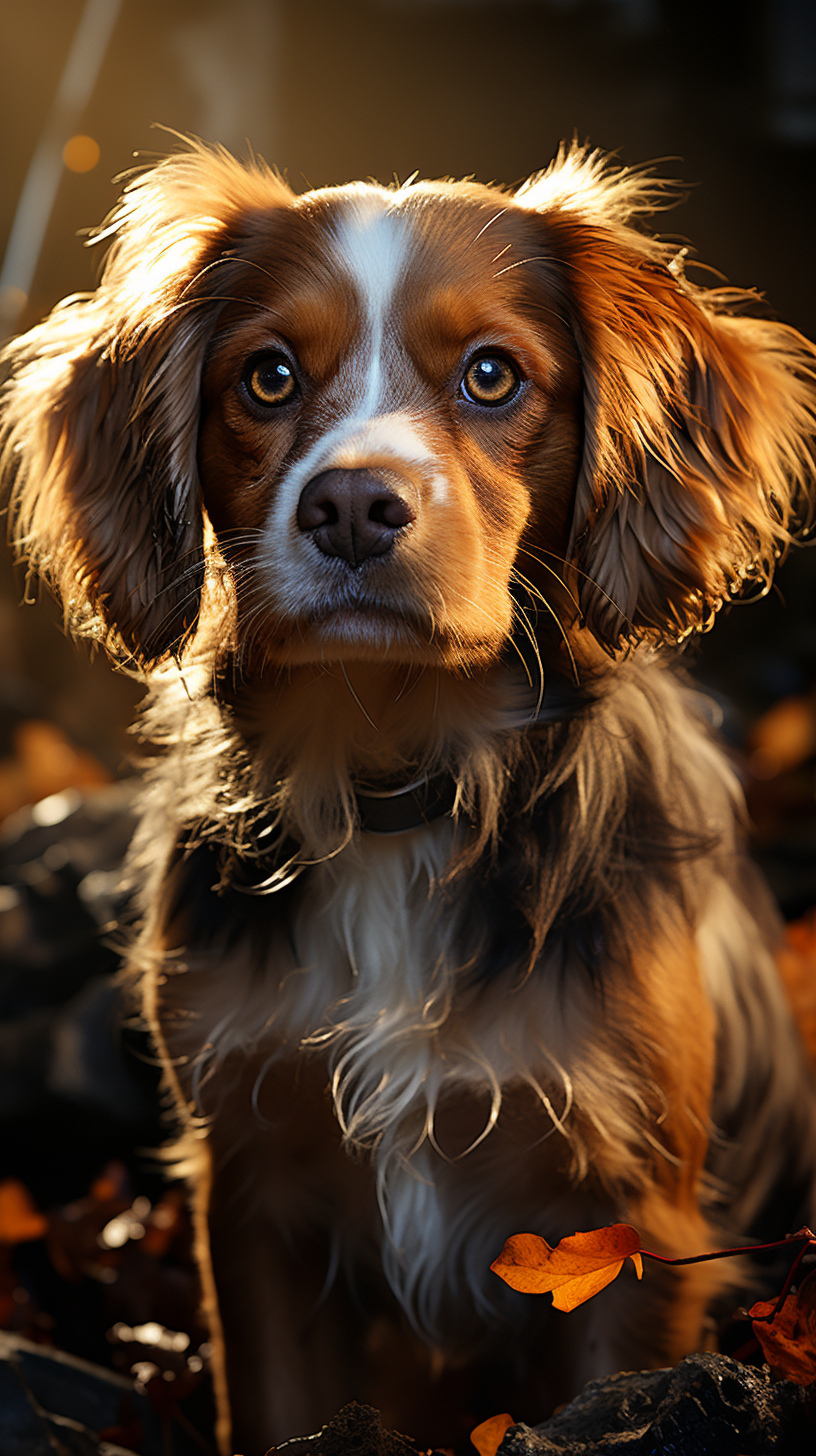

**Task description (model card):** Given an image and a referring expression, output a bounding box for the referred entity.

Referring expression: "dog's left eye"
[461,354,521,407]
[243,353,298,407]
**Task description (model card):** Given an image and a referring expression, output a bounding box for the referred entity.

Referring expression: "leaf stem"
[641,1228,816,1269]
[753,1239,814,1324]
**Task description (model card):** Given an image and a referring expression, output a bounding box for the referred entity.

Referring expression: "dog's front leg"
[203,1166,358,1455]
[195,1054,379,1456]
[569,1196,722,1394]
[572,931,723,1389]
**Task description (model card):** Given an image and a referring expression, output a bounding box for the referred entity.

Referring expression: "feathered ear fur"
[0,139,293,665]
[517,145,816,651]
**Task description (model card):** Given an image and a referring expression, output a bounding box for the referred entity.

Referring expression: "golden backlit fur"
[3,140,816,1455]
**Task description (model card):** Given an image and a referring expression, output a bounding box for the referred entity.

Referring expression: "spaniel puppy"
[3,140,816,1455]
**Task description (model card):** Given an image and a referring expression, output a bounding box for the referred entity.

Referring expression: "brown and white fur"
[3,140,816,1454]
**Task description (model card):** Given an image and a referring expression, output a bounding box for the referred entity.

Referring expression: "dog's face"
[198,183,583,670]
[2,142,813,672]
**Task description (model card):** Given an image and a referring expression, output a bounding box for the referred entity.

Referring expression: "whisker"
[517,543,628,622]
[471,208,507,244]
[509,600,545,714]
[512,555,581,615]
[180,252,283,299]
[119,551,207,615]
[503,626,535,694]
[135,579,209,647]
[394,664,419,703]
[340,665,381,734]
[510,572,579,688]
[159,292,289,325]
[493,254,552,279]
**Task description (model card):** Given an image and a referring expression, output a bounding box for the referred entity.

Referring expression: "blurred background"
[0,1,815,1449]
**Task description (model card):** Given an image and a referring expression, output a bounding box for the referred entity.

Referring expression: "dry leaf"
[470,1413,514,1456]
[0,1178,48,1244]
[491,1225,643,1312]
[748,693,816,778]
[90,1161,130,1204]
[750,1275,816,1385]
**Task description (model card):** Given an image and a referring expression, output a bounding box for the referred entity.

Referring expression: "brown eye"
[243,352,298,407]
[461,354,521,407]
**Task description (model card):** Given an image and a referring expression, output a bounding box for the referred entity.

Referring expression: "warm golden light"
[62,135,101,173]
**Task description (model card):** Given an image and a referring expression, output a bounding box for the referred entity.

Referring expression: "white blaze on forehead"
[332,412,434,468]
[331,197,411,416]
[262,194,450,569]
[273,412,442,513]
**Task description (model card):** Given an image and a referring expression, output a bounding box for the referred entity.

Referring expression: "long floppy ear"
[517,145,816,651]
[0,139,293,666]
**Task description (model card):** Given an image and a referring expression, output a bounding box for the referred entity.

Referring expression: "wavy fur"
[3,140,816,1455]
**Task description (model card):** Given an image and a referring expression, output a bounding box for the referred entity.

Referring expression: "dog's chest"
[166,813,575,1134]
[163,819,466,1104]
[284,824,454,1038]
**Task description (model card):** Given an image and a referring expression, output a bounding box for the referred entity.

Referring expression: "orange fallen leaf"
[491,1224,643,1312]
[749,1275,816,1385]
[141,1188,186,1258]
[90,1161,130,1204]
[0,1179,48,1244]
[470,1413,514,1456]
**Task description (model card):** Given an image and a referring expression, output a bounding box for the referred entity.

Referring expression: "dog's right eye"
[243,353,298,407]
[460,353,522,407]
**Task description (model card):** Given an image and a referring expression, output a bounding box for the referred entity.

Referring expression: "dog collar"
[351,675,586,835]
[353,770,458,835]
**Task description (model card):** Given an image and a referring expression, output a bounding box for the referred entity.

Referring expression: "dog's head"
[3,140,814,672]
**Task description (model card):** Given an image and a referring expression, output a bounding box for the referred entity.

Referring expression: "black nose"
[296,469,415,567]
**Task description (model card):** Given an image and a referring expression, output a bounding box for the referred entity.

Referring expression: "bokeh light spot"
[62,135,100,173]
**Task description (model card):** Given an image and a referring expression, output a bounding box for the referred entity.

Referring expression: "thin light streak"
[0,0,123,336]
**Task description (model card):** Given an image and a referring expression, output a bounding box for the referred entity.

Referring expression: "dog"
[3,139,816,1455]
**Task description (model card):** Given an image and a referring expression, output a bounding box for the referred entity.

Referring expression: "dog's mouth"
[265,555,435,640]
[307,597,427,631]
[287,601,442,660]
[235,539,514,669]
[252,597,503,670]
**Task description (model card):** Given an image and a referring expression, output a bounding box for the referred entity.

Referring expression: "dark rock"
[0,1328,160,1454]
[0,1356,56,1456]
[0,781,163,1206]
[272,1403,426,1456]
[499,1352,814,1455]
[261,1359,815,1456]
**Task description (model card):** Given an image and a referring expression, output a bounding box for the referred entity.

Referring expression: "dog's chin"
[251,607,506,672]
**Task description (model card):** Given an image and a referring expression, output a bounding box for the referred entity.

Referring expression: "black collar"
[353,770,459,835]
[350,674,587,835]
